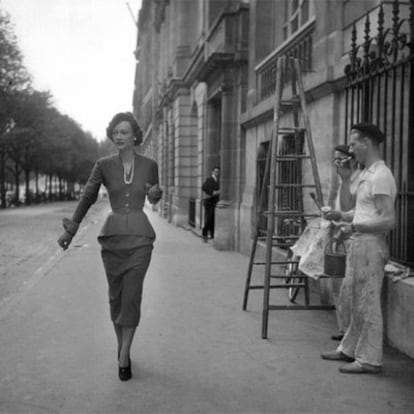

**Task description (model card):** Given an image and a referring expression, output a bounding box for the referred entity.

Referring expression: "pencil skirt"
[99,236,153,327]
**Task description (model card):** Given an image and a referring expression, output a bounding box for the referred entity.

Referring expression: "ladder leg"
[304,275,310,305]
[261,268,270,339]
[242,234,259,310]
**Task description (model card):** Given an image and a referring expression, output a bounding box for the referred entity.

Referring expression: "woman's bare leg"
[119,327,136,367]
[113,323,123,358]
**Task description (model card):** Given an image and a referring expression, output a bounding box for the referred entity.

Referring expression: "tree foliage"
[0,7,108,207]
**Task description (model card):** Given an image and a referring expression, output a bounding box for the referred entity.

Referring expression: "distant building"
[133,0,249,250]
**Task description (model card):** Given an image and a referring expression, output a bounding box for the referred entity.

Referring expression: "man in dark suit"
[201,167,220,242]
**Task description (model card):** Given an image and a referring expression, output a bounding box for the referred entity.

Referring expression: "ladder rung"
[271,242,298,248]
[257,235,300,240]
[280,98,300,107]
[268,305,335,311]
[264,284,301,289]
[247,285,298,290]
[274,155,312,161]
[257,233,301,239]
[252,261,298,266]
[277,127,305,135]
[276,235,299,239]
[274,184,317,188]
[263,211,318,217]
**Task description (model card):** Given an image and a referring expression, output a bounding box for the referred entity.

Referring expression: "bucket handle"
[325,238,346,255]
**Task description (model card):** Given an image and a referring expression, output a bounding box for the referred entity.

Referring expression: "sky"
[1,0,142,141]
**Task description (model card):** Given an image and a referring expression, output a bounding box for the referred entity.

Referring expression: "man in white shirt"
[321,123,397,374]
[331,144,361,341]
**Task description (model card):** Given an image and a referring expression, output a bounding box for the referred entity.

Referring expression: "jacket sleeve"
[147,161,162,204]
[202,178,213,196]
[72,160,103,223]
[151,160,160,186]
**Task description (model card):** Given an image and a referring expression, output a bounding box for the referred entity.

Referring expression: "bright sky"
[1,0,142,141]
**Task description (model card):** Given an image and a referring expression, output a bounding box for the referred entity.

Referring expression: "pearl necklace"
[123,157,135,184]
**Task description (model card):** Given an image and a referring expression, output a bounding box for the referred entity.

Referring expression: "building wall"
[240,0,414,359]
[134,0,414,358]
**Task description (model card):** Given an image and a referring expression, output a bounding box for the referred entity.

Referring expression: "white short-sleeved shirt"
[353,160,397,226]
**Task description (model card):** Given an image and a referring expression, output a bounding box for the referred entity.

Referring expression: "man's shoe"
[321,350,354,362]
[339,361,382,374]
[331,333,344,341]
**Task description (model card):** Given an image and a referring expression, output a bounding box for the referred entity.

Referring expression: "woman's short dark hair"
[106,112,143,146]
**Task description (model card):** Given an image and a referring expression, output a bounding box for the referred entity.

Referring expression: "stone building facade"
[133,0,249,251]
[133,0,414,357]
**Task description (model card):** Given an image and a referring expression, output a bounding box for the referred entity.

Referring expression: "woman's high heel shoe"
[119,362,132,381]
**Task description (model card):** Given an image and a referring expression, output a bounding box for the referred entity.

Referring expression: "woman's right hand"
[58,231,73,250]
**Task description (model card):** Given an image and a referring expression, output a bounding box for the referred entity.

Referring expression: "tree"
[0,7,31,207]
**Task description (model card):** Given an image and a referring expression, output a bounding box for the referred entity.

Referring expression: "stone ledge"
[386,274,414,359]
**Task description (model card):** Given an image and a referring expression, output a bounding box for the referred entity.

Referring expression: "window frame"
[282,0,314,41]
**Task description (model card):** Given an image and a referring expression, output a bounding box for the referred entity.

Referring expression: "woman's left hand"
[145,183,162,204]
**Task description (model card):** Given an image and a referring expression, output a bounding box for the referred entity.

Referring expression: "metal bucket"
[324,239,346,277]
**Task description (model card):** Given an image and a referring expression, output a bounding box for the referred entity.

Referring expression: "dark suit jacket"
[73,153,160,239]
[202,176,220,208]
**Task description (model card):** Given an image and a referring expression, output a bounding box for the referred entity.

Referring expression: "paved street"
[0,201,414,414]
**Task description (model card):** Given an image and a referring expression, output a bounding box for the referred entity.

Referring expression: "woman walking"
[58,112,162,381]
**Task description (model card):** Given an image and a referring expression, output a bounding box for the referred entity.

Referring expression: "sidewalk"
[0,205,413,414]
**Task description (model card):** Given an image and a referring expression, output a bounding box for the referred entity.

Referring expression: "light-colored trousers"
[332,239,353,333]
[337,233,389,367]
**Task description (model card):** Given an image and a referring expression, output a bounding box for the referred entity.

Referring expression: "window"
[283,0,312,41]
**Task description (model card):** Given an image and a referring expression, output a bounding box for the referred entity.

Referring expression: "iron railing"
[255,20,314,102]
[344,0,414,266]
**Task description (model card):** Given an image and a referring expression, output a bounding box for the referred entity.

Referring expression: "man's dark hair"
[351,123,385,145]
[334,144,351,157]
[106,112,143,146]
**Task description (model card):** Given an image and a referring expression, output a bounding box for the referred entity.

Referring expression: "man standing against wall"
[321,123,397,374]
[331,144,361,341]
[201,167,220,243]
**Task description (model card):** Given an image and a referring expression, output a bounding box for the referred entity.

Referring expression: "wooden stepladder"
[242,57,329,339]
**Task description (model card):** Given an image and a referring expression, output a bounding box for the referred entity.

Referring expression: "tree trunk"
[58,176,63,200]
[14,168,20,206]
[48,173,53,200]
[24,168,31,205]
[34,170,39,201]
[0,144,6,208]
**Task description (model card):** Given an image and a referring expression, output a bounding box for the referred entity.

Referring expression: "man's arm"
[338,178,356,212]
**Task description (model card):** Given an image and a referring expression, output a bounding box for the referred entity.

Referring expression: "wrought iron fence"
[344,0,414,265]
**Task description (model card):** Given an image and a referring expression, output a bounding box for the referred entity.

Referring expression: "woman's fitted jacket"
[71,153,161,239]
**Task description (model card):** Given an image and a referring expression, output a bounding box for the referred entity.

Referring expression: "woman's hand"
[58,231,73,250]
[145,183,162,204]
